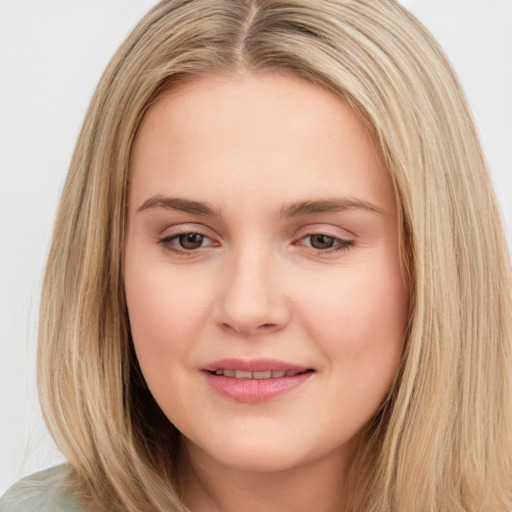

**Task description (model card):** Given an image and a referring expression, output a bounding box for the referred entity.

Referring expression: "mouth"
[208,369,312,379]
[201,359,315,402]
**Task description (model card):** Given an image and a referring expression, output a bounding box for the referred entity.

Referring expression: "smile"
[212,369,307,379]
[202,359,314,402]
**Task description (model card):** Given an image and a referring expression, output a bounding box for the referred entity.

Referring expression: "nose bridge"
[217,242,289,334]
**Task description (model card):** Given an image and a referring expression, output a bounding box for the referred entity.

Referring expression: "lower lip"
[203,371,313,403]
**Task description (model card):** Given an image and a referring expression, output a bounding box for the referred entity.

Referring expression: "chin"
[183,427,343,475]
[211,447,309,474]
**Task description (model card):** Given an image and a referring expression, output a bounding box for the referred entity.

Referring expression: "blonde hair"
[38,0,512,510]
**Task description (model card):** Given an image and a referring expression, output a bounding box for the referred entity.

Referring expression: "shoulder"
[0,465,84,512]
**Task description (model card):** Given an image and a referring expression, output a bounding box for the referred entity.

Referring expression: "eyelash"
[158,231,355,256]
[299,233,354,254]
[158,231,214,256]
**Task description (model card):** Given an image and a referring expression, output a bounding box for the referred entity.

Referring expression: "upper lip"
[202,358,312,373]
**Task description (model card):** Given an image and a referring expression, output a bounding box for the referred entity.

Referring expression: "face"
[125,72,409,475]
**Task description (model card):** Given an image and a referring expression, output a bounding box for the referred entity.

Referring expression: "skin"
[125,71,409,512]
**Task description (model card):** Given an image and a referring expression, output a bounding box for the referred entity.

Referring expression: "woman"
[1,0,511,511]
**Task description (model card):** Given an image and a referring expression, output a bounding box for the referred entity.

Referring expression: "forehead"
[129,72,394,215]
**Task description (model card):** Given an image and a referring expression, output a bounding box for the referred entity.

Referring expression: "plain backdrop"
[1,0,511,495]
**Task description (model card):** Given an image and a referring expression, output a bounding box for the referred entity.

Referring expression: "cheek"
[297,258,408,386]
[124,263,214,431]
[301,268,407,338]
[124,262,211,370]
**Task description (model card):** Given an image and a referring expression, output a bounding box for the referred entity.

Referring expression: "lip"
[202,358,310,373]
[201,358,314,403]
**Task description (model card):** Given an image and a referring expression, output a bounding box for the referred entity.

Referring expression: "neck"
[177,438,356,512]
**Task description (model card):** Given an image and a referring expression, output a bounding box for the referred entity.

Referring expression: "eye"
[309,234,336,250]
[299,233,354,253]
[176,232,206,250]
[158,231,215,254]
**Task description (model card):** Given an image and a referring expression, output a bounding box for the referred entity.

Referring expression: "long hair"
[38,0,512,510]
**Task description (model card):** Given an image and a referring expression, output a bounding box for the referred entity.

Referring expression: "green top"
[0,466,84,512]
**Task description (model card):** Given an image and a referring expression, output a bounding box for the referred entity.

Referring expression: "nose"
[215,248,291,336]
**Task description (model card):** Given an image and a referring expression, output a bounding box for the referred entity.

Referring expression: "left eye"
[308,234,336,249]
[301,234,353,251]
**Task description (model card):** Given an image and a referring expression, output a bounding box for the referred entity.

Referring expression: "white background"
[1,0,511,495]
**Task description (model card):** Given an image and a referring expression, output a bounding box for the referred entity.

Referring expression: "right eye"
[159,231,215,255]
[176,232,206,250]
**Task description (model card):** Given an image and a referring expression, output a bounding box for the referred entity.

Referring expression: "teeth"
[234,370,252,379]
[253,370,272,379]
[213,369,306,379]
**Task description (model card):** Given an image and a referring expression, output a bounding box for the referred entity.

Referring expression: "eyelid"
[156,223,220,255]
[296,233,354,251]
[157,222,217,239]
[292,224,356,255]
[293,223,357,240]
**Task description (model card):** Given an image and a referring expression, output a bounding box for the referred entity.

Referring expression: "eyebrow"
[138,196,219,216]
[137,195,385,217]
[280,198,385,217]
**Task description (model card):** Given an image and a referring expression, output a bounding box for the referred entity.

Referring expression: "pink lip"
[201,358,314,403]
[202,358,310,373]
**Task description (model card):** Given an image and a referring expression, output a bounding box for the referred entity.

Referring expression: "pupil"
[311,234,334,249]
[179,233,203,249]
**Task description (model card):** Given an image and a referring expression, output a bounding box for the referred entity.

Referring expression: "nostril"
[220,322,279,334]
